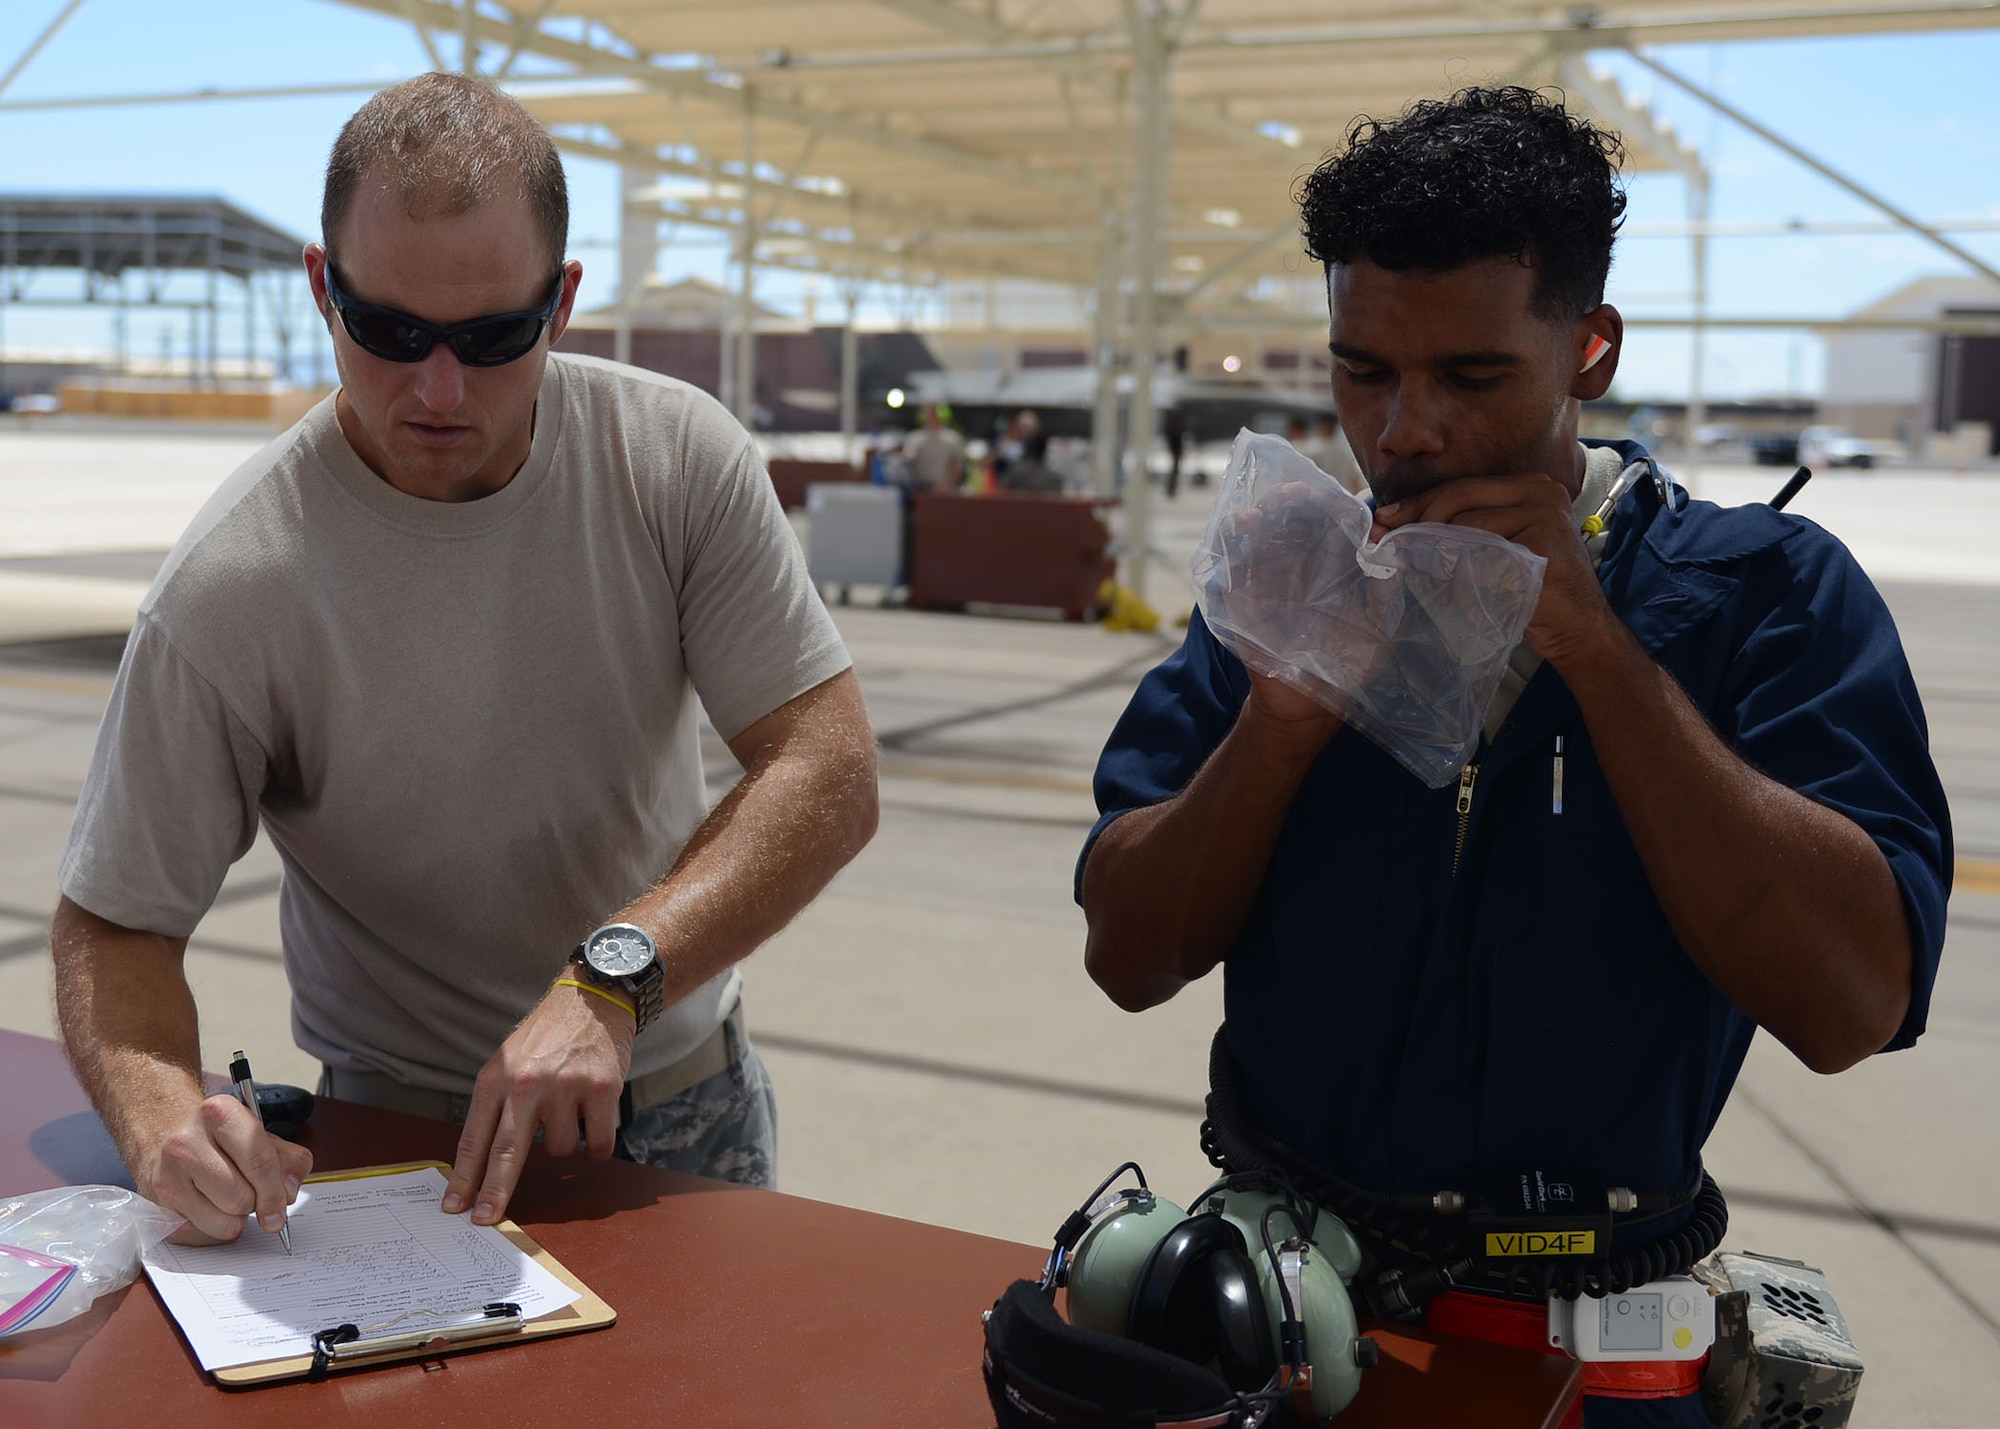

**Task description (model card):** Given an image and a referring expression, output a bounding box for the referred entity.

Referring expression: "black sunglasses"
[324,264,565,367]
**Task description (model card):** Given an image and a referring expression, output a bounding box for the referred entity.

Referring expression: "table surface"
[0,1029,1580,1427]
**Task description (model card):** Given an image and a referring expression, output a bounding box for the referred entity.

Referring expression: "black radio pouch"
[1464,1166,1614,1262]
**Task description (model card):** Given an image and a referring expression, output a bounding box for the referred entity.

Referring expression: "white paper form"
[140,1165,579,1372]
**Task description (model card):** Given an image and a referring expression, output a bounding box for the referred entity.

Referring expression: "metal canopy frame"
[0,192,309,387]
[8,0,2000,592]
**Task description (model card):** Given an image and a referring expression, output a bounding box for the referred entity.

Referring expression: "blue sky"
[4,0,1999,401]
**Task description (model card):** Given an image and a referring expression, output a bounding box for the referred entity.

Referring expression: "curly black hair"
[1297,86,1626,321]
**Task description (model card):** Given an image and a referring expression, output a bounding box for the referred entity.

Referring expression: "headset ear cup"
[1064,1194,1185,1337]
[1128,1214,1232,1361]
[1203,1247,1279,1391]
[1127,1213,1275,1391]
[982,1279,1244,1429]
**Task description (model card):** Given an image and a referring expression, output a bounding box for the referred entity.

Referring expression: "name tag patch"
[1484,1230,1597,1257]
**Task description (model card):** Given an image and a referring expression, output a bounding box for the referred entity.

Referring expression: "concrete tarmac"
[1,419,1996,1425]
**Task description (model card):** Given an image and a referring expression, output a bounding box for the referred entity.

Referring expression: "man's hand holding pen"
[140,1082,313,1248]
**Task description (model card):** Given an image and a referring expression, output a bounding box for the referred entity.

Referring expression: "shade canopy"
[316,0,1998,320]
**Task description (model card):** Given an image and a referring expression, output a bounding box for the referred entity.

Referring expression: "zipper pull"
[1450,762,1481,877]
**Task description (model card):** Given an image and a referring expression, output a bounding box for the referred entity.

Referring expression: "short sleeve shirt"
[62,355,852,1091]
[1078,443,1953,1195]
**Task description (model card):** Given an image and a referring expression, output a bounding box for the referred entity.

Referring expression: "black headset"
[981,1163,1379,1429]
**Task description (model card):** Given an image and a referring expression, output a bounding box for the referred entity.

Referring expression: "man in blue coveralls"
[1076,88,1951,1427]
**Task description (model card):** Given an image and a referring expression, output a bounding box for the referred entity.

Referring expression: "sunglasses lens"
[330,267,557,366]
[343,308,434,363]
[452,315,546,367]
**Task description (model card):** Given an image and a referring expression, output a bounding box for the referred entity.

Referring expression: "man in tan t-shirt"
[51,75,877,1245]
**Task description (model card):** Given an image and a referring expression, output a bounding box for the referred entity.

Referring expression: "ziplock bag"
[1192,429,1546,786]
[0,1184,181,1338]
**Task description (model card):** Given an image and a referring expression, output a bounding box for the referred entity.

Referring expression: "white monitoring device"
[1547,1275,1715,1362]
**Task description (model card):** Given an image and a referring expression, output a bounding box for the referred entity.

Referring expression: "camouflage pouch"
[1695,1251,1862,1429]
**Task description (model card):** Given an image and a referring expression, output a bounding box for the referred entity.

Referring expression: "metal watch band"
[568,943,666,1034]
[623,958,665,1034]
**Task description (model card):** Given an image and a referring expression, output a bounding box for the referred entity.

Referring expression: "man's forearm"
[623,679,878,1007]
[1557,621,1913,1072]
[1082,691,1337,1012]
[51,898,208,1175]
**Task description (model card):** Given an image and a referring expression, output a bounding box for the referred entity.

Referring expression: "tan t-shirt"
[61,354,852,1092]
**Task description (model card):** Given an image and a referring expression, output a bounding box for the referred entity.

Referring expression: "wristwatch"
[567,922,666,1034]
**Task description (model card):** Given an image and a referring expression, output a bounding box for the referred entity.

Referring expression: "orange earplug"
[1580,335,1612,373]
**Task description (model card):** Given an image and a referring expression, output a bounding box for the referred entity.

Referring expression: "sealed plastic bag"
[1192,429,1546,786]
[0,1185,181,1338]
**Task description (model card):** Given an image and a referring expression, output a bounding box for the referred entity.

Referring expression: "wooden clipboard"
[205,1162,615,1386]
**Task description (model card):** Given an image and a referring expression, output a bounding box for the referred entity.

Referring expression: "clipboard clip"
[308,1301,524,1379]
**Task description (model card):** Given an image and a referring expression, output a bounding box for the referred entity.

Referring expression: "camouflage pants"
[616,1017,778,1190]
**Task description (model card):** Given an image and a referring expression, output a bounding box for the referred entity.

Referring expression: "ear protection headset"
[981,1163,1379,1428]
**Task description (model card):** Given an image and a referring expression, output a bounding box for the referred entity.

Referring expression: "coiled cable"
[1200,1026,1727,1314]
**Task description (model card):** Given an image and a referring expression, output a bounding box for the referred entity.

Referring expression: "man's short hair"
[322,72,568,269]
[1297,86,1626,321]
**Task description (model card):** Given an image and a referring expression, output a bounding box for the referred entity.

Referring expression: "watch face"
[585,924,655,977]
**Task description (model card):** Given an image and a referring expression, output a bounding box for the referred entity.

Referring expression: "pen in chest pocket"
[1552,736,1565,816]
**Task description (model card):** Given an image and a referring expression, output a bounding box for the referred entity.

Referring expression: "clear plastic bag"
[1192,429,1546,787]
[0,1185,182,1338]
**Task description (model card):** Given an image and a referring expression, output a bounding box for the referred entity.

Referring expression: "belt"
[627,1002,741,1109]
[1427,1290,1704,1402]
[320,1002,745,1127]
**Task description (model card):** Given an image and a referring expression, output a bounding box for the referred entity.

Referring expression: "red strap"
[1426,1290,1551,1357]
[1579,1358,1705,1399]
[1425,1290,1703,1400]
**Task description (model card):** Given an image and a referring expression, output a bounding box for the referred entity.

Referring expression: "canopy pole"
[1091,207,1123,497]
[1684,167,1709,500]
[1122,1,1175,604]
[734,92,758,430]
[840,277,861,465]
[615,163,654,366]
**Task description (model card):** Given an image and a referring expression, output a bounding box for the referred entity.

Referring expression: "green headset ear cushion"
[1127,1214,1278,1391]
[1202,1240,1281,1391]
[982,1279,1246,1429]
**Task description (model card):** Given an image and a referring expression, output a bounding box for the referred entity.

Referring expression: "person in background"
[999,432,1064,493]
[1164,408,1189,496]
[902,403,964,491]
[993,408,1040,483]
[1305,412,1368,495]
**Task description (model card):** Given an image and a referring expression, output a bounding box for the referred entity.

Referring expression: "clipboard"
[194,1162,615,1386]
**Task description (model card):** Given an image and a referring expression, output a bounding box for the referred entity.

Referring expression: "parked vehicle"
[1748,432,1801,467]
[1798,425,1881,469]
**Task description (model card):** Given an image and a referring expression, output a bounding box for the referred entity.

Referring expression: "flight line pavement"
[0,420,1996,1425]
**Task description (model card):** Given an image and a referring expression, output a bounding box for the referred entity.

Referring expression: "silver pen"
[1580,460,1650,540]
[228,1050,293,1255]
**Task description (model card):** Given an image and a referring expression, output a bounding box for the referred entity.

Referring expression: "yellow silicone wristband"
[553,977,635,1019]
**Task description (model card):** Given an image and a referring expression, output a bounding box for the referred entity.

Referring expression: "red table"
[0,1030,1580,1426]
